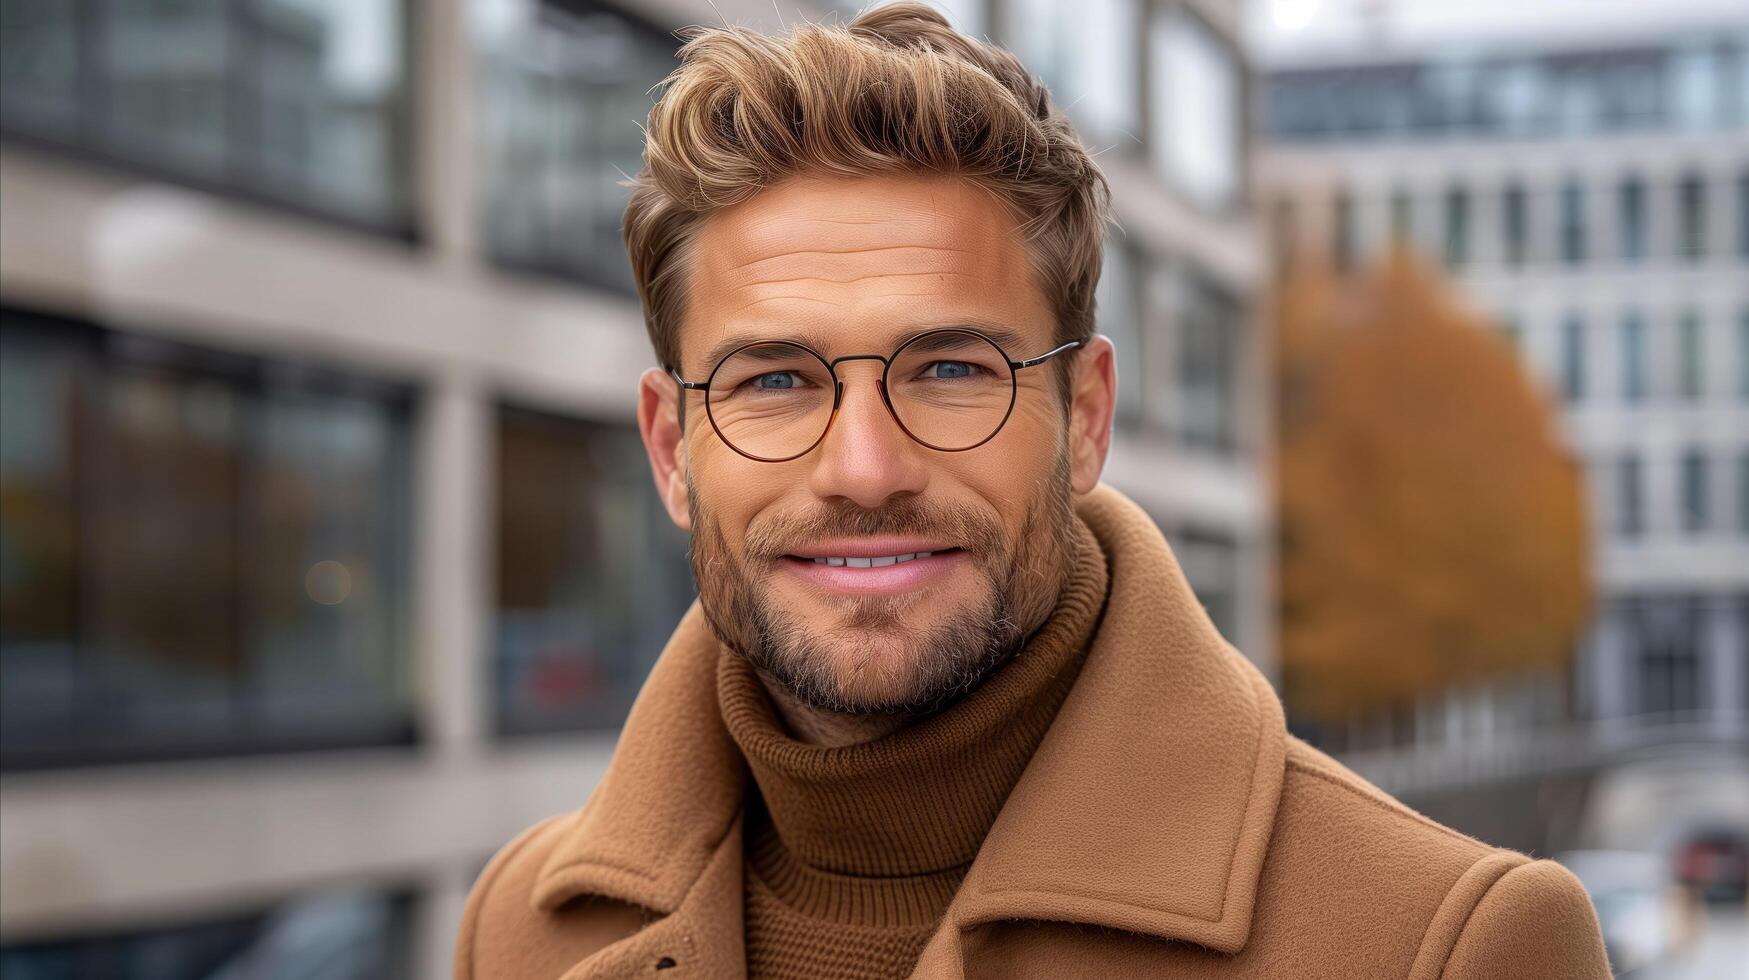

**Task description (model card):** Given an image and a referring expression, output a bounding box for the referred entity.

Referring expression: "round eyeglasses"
[669,328,1083,462]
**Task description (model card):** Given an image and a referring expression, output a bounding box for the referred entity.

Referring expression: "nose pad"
[819,365,904,447]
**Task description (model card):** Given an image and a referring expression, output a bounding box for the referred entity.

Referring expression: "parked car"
[1675,829,1749,904]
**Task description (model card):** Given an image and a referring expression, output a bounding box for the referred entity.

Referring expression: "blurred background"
[0,0,1742,976]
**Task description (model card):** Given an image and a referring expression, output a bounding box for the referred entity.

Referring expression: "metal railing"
[1337,712,1749,797]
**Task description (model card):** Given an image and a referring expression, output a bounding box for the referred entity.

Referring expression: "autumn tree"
[1274,248,1592,724]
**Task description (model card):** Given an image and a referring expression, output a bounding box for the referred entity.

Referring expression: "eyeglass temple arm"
[669,368,708,390]
[1011,339,1084,370]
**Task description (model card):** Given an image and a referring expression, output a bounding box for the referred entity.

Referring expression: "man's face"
[638,174,1112,714]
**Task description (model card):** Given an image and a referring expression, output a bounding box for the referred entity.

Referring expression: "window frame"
[0,0,421,242]
[0,305,420,771]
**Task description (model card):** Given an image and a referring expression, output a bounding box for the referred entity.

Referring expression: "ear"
[638,367,692,531]
[1066,334,1116,496]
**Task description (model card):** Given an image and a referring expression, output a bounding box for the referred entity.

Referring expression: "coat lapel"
[530,600,749,979]
[908,484,1287,976]
[527,483,1286,978]
[553,811,747,980]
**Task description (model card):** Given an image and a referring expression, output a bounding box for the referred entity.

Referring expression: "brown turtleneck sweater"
[716,516,1110,979]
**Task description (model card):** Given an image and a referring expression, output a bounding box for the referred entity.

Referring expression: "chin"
[815,640,930,707]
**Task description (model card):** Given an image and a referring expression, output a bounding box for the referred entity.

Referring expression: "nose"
[806,360,930,509]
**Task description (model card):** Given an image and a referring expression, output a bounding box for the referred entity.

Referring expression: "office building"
[1258,14,1749,750]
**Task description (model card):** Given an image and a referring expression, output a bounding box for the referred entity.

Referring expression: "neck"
[759,682,920,747]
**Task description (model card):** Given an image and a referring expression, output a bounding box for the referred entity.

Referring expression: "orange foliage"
[1273,248,1592,722]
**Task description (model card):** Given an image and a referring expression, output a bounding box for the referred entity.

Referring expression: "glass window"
[1618,175,1647,261]
[1272,195,1297,268]
[1443,185,1469,268]
[0,887,415,979]
[1740,308,1749,400]
[1008,0,1138,143]
[476,0,678,291]
[1096,237,1145,430]
[0,0,412,231]
[1678,309,1705,400]
[1560,179,1587,265]
[1165,525,1238,642]
[1390,188,1413,247]
[1739,451,1749,536]
[0,0,79,126]
[1617,453,1643,538]
[1561,312,1586,402]
[1148,5,1241,212]
[1603,53,1663,129]
[1736,171,1749,258]
[1673,44,1719,130]
[495,406,694,735]
[1678,173,1707,261]
[1739,451,1749,535]
[1680,448,1710,533]
[1496,59,1545,135]
[1630,597,1703,716]
[1332,188,1354,270]
[1502,182,1527,267]
[1722,42,1746,128]
[0,309,414,770]
[1173,271,1242,453]
[1554,61,1600,135]
[1621,311,1646,402]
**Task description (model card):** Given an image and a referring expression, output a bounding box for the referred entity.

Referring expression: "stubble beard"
[687,449,1077,716]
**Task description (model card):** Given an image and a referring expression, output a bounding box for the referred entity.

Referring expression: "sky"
[1247,0,1749,66]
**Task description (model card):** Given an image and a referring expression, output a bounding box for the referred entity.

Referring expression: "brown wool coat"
[455,483,1611,979]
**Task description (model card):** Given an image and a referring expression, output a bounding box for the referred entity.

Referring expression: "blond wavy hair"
[622,1,1113,379]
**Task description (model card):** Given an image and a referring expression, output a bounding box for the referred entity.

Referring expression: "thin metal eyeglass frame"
[668,328,1084,462]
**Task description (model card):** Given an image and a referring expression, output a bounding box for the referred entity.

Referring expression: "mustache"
[743,496,1006,559]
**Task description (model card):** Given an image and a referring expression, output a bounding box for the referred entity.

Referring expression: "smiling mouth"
[781,547,965,567]
[804,551,932,567]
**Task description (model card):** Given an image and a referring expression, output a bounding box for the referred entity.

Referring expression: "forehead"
[681,174,1050,370]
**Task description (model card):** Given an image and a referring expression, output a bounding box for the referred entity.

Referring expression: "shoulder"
[1255,738,1609,979]
[1430,855,1613,980]
[1279,737,1496,864]
[454,811,654,980]
[453,812,572,980]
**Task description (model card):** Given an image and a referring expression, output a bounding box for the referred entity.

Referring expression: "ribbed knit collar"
[716,514,1110,879]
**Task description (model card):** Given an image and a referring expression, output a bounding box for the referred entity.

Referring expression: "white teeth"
[807,551,942,566]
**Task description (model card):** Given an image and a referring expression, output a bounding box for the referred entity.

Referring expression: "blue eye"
[930,361,974,379]
[753,372,799,389]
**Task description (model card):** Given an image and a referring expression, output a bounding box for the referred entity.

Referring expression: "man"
[456,4,1610,978]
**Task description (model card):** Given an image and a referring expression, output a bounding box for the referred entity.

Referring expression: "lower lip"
[778,550,967,596]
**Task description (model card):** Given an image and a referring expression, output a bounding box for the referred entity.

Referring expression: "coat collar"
[530,482,1286,973]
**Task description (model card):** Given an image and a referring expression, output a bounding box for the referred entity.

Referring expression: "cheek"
[944,414,1065,527]
[686,436,799,545]
[982,394,1067,474]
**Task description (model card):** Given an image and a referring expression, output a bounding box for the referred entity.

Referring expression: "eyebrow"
[691,319,1034,375]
